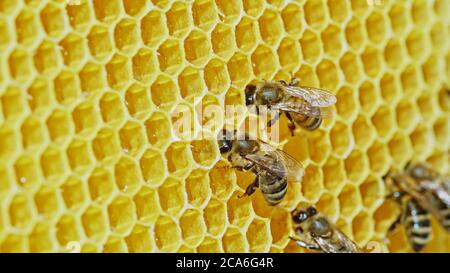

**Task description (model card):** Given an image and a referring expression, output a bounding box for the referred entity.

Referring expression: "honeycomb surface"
[0,0,449,253]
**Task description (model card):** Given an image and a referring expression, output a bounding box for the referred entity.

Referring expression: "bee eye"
[306,206,317,216]
[245,85,256,106]
[293,211,309,223]
[218,139,232,154]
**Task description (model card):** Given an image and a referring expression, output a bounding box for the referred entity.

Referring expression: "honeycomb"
[0,0,449,253]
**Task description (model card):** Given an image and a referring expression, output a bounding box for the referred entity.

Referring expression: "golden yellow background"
[0,0,449,252]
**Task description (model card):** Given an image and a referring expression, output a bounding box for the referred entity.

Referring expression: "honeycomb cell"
[395,99,420,135]
[158,177,185,216]
[108,196,136,235]
[165,142,192,174]
[114,18,139,54]
[360,176,383,212]
[29,223,54,253]
[227,52,253,88]
[14,156,41,190]
[380,73,401,105]
[185,170,210,208]
[59,33,86,68]
[417,92,439,122]
[55,214,81,247]
[154,216,181,252]
[389,3,409,35]
[15,9,39,46]
[114,156,141,194]
[33,40,59,75]
[66,0,92,31]
[330,121,353,158]
[106,54,131,90]
[344,149,369,185]
[119,121,146,157]
[410,125,433,159]
[8,49,32,82]
[422,55,442,87]
[384,38,406,70]
[251,45,278,80]
[0,19,11,50]
[316,193,339,222]
[125,224,153,252]
[281,3,303,37]
[338,185,361,220]
[46,109,72,143]
[371,105,395,141]
[400,65,421,96]
[429,22,447,54]
[304,0,328,30]
[300,29,322,64]
[388,133,413,169]
[307,131,331,165]
[151,75,179,108]
[103,236,127,253]
[99,92,126,126]
[227,192,253,228]
[157,39,184,75]
[53,71,80,105]
[367,141,391,177]
[66,139,94,174]
[122,0,146,16]
[141,10,167,48]
[184,30,212,66]
[243,0,264,18]
[166,2,192,38]
[222,227,248,253]
[246,218,270,252]
[366,11,387,44]
[132,48,158,84]
[321,25,343,58]
[203,198,227,236]
[197,236,222,252]
[87,25,113,61]
[411,0,431,25]
[277,38,301,73]
[81,205,108,240]
[258,9,283,46]
[406,30,428,63]
[180,209,206,247]
[204,58,229,95]
[301,164,324,202]
[433,117,450,148]
[345,17,365,51]
[21,117,46,149]
[40,3,65,38]
[192,0,218,31]
[361,47,382,78]
[93,0,121,23]
[40,146,67,181]
[72,102,100,136]
[9,193,34,231]
[235,16,259,53]
[322,156,346,193]
[1,234,27,253]
[209,160,237,201]
[328,0,350,23]
[190,138,218,168]
[270,208,290,246]
[34,186,60,220]
[352,212,373,245]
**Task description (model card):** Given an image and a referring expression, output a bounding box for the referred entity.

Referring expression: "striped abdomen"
[403,199,432,252]
[292,109,322,131]
[426,191,450,231]
[259,171,288,206]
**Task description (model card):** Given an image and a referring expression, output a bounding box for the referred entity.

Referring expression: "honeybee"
[245,78,336,135]
[290,206,363,253]
[217,130,304,205]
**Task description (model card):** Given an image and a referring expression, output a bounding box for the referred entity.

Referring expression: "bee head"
[407,162,437,181]
[217,129,234,154]
[245,84,256,106]
[292,206,317,224]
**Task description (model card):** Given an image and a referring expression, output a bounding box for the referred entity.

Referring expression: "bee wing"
[251,140,305,182]
[283,85,337,107]
[271,101,334,118]
[312,231,362,253]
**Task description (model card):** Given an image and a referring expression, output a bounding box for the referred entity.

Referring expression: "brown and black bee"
[244,78,336,135]
[217,130,304,205]
[290,206,363,253]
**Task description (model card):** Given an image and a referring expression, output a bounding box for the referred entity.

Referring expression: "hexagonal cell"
[40,3,65,38]
[121,0,147,16]
[87,25,113,61]
[281,3,303,37]
[258,9,283,46]
[33,40,59,75]
[72,102,100,136]
[197,236,222,252]
[308,131,331,165]
[417,92,440,122]
[8,49,32,82]
[400,65,421,96]
[53,71,80,105]
[318,58,340,91]
[204,58,230,95]
[106,54,131,90]
[190,138,218,168]
[300,29,322,64]
[235,16,258,53]
[65,0,92,30]
[9,193,34,230]
[46,109,72,143]
[360,177,384,211]
[92,0,121,22]
[395,99,420,134]
[209,160,237,201]
[103,236,127,253]
[21,117,46,149]
[26,78,51,113]
[328,0,350,23]
[226,191,253,228]
[59,33,86,69]
[177,66,205,100]
[367,140,391,176]
[322,155,346,193]
[131,186,160,226]
[78,62,107,95]
[185,170,210,208]
[411,0,431,25]
[227,52,253,88]
[158,177,185,216]
[321,25,343,58]
[361,46,382,78]
[192,0,218,31]
[339,185,361,219]
[179,209,206,247]
[371,105,395,140]
[406,30,428,63]
[40,146,68,181]
[165,141,192,174]
[139,149,166,187]
[60,176,87,212]
[114,156,141,194]
[114,18,139,53]
[380,73,402,105]
[92,128,120,163]
[422,55,442,87]
[150,74,179,108]
[184,30,212,66]
[384,38,406,70]
[409,125,433,159]
[301,164,324,202]
[243,0,264,17]
[344,149,369,185]
[55,214,81,247]
[15,9,39,46]
[66,139,94,174]
[108,196,136,235]
[140,10,167,48]
[157,39,184,75]
[251,45,277,80]
[154,216,181,252]
[246,218,270,252]
[166,2,192,38]
[339,52,362,85]
[222,227,248,253]
[0,126,17,161]
[429,22,447,53]
[277,37,301,73]
[304,0,328,30]
[125,224,153,252]
[336,86,359,122]
[34,185,61,220]
[81,205,108,240]
[29,223,54,253]
[388,133,413,169]
[330,121,353,158]
[388,3,409,35]
[87,168,114,204]
[124,84,152,119]
[366,11,386,44]
[316,193,339,221]
[203,198,227,236]
[99,92,126,126]
[352,212,373,245]
[14,155,41,190]
[345,17,364,51]
[127,56,155,90]
[433,117,450,148]
[118,121,146,157]
[0,234,27,253]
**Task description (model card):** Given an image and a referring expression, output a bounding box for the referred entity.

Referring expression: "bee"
[290,206,363,253]
[217,129,304,205]
[244,78,336,135]
[385,174,431,252]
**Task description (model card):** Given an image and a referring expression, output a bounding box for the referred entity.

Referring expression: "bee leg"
[289,77,300,86]
[266,111,281,127]
[238,176,259,198]
[285,112,296,136]
[290,237,320,250]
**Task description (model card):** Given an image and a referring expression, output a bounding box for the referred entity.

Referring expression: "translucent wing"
[271,101,334,118]
[283,85,336,107]
[243,140,304,182]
